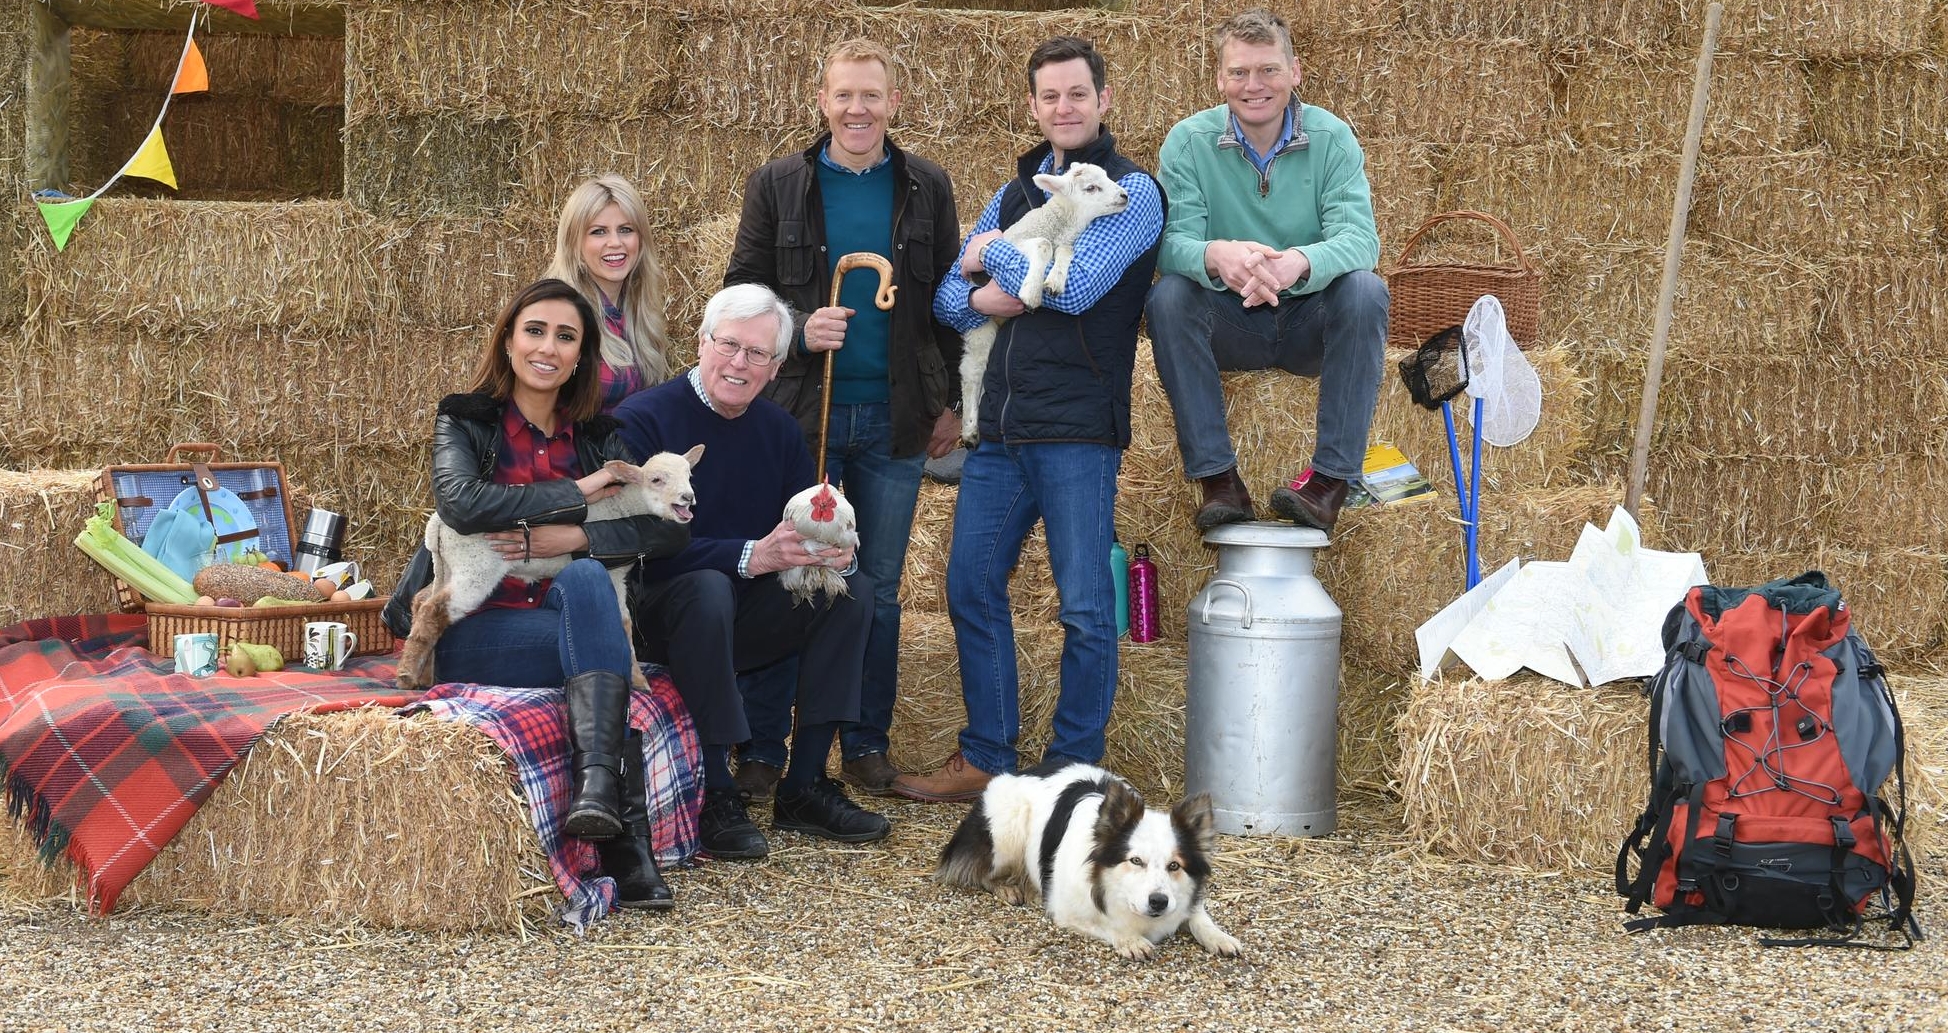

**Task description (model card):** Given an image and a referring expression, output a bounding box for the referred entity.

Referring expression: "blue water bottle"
[1109,538,1131,639]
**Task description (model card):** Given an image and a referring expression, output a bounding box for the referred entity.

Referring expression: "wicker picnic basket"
[1386,210,1543,349]
[94,442,391,659]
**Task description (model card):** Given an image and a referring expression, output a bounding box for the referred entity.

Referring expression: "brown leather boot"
[891,751,993,803]
[1270,472,1350,532]
[1193,468,1254,532]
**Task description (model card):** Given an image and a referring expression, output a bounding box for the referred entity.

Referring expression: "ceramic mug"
[303,621,358,670]
[173,632,219,677]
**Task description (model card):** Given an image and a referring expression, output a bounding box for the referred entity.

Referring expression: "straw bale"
[1299,35,1554,146]
[1100,634,1189,797]
[1808,57,1948,159]
[1320,484,1643,676]
[346,112,520,218]
[1339,663,1410,798]
[1701,547,1948,661]
[672,10,1212,141]
[1694,152,1944,255]
[513,120,794,233]
[1651,350,1948,460]
[1435,143,1683,247]
[1818,255,1948,359]
[1561,48,1809,155]
[121,708,547,930]
[1397,673,1648,871]
[899,481,1060,625]
[344,3,678,121]
[1895,677,1948,863]
[1393,0,1677,47]
[1645,454,1948,556]
[662,210,742,364]
[1360,139,1439,249]
[1681,0,1941,59]
[384,213,557,330]
[278,101,347,199]
[125,30,280,94]
[14,200,400,330]
[0,470,121,624]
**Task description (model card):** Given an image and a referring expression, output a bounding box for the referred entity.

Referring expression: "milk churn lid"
[1201,520,1330,550]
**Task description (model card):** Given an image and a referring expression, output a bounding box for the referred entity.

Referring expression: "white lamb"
[958,162,1131,444]
[395,445,705,691]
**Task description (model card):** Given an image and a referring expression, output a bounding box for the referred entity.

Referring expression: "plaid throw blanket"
[404,670,703,929]
[0,616,414,913]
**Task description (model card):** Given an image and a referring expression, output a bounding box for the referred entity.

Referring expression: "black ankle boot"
[562,670,630,840]
[596,736,674,911]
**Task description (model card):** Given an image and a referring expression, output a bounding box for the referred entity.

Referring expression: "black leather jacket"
[724,133,962,459]
[382,392,691,638]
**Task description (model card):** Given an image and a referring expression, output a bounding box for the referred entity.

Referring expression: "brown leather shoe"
[891,751,993,803]
[840,752,903,796]
[733,758,781,803]
[1270,472,1350,532]
[1193,467,1254,532]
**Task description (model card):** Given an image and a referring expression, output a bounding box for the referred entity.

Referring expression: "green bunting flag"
[37,199,95,252]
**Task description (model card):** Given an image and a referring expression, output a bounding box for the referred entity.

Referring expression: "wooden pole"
[26,0,72,194]
[1625,2,1723,518]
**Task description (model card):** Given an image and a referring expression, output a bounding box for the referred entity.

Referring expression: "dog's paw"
[1110,934,1157,961]
[991,882,1027,907]
[1189,913,1242,957]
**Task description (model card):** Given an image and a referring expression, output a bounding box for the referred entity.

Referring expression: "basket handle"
[166,442,223,463]
[1394,210,1538,274]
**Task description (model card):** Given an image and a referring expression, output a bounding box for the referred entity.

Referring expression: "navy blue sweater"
[613,376,816,585]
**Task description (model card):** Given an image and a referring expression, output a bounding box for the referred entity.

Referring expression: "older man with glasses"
[1146,8,1389,536]
[615,283,889,861]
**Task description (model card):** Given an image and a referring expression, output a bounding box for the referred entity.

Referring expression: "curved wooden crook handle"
[816,253,900,483]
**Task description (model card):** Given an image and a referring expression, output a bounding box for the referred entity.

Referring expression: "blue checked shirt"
[934,155,1165,334]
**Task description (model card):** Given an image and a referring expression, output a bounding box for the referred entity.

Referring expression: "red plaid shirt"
[484,403,581,610]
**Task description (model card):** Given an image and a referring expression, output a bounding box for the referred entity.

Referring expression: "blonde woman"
[547,174,672,413]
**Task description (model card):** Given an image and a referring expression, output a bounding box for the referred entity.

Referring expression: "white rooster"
[778,481,858,607]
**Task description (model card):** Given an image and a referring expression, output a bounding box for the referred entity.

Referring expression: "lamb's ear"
[682,444,705,468]
[1031,171,1067,196]
[603,459,645,484]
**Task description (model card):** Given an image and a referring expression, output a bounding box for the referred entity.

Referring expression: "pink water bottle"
[1128,544,1160,642]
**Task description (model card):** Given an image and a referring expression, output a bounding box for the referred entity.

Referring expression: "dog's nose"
[1147,893,1169,916]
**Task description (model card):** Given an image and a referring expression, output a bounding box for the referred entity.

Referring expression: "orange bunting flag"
[37,198,96,251]
[202,0,259,17]
[173,39,209,94]
[126,127,179,189]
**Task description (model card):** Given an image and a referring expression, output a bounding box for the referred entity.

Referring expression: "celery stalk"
[74,501,198,604]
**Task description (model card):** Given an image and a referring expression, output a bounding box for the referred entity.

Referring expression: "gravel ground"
[3,797,1943,1033]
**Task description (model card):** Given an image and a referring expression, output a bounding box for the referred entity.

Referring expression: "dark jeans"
[434,557,634,687]
[632,568,872,750]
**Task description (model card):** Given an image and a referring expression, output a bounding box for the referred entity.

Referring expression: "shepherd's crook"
[1626,2,1722,518]
[817,253,898,484]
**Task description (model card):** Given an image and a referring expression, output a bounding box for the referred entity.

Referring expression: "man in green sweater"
[1146,8,1389,534]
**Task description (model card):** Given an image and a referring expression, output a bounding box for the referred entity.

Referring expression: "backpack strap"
[1617,663,1678,907]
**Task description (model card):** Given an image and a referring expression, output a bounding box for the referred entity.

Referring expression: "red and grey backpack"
[1615,572,1921,948]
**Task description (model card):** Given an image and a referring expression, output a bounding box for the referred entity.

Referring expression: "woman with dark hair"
[385,277,690,910]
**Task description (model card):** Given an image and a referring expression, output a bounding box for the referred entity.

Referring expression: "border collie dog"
[937,762,1241,959]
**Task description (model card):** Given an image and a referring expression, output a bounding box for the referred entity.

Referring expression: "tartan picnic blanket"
[404,672,704,929]
[0,614,415,914]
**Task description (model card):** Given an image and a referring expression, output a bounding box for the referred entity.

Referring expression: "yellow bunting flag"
[37,199,96,251]
[125,128,179,189]
[173,39,209,94]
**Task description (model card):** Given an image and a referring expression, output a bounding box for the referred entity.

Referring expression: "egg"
[330,589,351,602]
[195,595,216,607]
[314,577,339,597]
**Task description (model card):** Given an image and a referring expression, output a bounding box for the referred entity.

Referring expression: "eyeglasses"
[705,334,777,367]
[1222,64,1293,85]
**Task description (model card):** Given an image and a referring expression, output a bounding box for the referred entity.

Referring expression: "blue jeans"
[1145,270,1389,482]
[434,557,635,687]
[823,401,926,760]
[946,440,1122,775]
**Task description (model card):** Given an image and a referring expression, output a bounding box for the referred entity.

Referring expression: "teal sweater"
[1156,101,1380,298]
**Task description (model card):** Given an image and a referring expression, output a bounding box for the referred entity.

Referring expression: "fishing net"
[1398,324,1470,411]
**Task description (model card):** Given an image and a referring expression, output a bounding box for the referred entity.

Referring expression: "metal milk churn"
[1184,522,1341,837]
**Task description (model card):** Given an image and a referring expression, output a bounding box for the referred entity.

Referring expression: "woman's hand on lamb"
[747,520,856,576]
[575,468,622,503]
[804,307,854,352]
[484,524,589,561]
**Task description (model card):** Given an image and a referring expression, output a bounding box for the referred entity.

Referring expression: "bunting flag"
[203,0,260,17]
[125,128,179,189]
[37,200,96,252]
[172,39,209,94]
